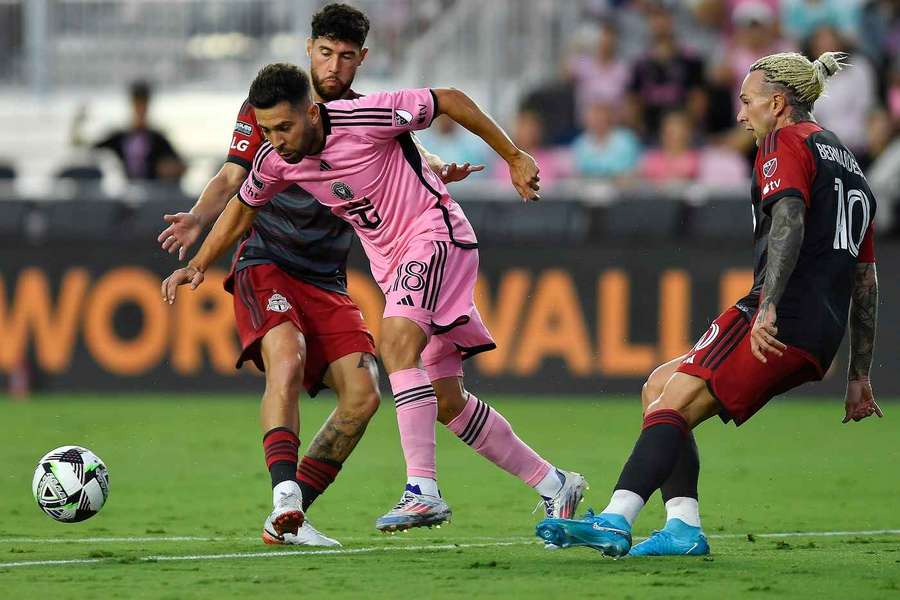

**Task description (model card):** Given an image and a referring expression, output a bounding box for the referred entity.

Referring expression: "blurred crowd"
[417,0,900,227]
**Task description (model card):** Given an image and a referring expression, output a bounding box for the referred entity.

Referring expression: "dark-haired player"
[158,4,479,546]
[536,51,881,557]
[162,63,587,534]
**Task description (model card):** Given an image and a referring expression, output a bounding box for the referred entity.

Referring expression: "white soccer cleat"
[540,470,589,519]
[263,519,341,546]
[261,483,305,544]
[375,489,452,532]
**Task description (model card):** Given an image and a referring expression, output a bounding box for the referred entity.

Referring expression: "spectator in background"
[887,60,900,127]
[73,81,186,183]
[625,0,707,140]
[491,109,571,189]
[414,115,490,169]
[858,0,900,72]
[780,0,860,41]
[722,2,794,109]
[639,110,699,185]
[697,136,749,187]
[570,102,642,180]
[565,20,630,127]
[805,26,877,153]
[857,108,896,171]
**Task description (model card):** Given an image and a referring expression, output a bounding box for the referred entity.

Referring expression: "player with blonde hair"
[536,51,882,557]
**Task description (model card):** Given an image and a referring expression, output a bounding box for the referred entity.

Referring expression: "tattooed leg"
[297,352,381,511]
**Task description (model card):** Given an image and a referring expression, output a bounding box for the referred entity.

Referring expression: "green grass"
[1,395,898,599]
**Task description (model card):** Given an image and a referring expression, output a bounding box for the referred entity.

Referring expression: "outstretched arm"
[750,196,806,362]
[161,196,258,303]
[432,88,540,200]
[843,262,882,423]
[411,133,484,184]
[158,162,247,260]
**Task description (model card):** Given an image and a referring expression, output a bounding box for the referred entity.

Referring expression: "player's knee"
[265,353,306,396]
[340,388,381,421]
[436,391,466,424]
[378,332,420,371]
[641,380,658,413]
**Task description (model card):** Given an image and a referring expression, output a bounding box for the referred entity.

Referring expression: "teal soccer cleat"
[535,509,632,557]
[628,518,710,556]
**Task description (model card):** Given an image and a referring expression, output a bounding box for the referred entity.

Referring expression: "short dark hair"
[248,63,312,109]
[130,80,151,102]
[311,3,370,48]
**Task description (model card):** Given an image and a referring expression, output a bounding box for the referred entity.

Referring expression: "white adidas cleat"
[263,519,341,546]
[541,470,589,519]
[375,489,452,533]
[261,482,305,544]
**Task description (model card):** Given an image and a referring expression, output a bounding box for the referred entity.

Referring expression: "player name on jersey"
[813,142,864,177]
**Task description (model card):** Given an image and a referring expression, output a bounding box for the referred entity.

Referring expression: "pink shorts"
[381,239,496,381]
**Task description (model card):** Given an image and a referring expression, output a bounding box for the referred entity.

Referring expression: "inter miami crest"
[331,181,354,201]
[395,109,413,126]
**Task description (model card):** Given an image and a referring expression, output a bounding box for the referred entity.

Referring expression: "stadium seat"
[599,197,685,238]
[55,164,105,200]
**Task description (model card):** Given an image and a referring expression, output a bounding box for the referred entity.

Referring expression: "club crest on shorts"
[331,181,354,201]
[266,293,291,313]
[762,157,778,178]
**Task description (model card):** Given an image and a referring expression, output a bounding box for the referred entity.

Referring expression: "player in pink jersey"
[163,63,587,532]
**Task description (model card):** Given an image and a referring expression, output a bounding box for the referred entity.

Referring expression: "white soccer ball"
[32,446,109,523]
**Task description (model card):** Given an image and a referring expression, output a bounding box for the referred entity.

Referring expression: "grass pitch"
[1,394,898,599]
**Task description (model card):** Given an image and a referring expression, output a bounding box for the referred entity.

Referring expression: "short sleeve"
[757,129,816,214]
[237,145,290,208]
[324,88,437,141]
[226,100,265,170]
[857,221,876,263]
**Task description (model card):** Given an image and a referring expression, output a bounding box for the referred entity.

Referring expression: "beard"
[311,70,353,102]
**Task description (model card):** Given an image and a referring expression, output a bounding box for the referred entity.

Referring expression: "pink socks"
[389,368,438,480]
[447,393,551,486]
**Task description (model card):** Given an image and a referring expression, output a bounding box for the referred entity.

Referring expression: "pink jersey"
[238,88,478,289]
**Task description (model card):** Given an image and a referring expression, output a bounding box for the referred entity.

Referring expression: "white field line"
[1,528,898,570]
[0,540,531,569]
[3,528,900,546]
[0,534,522,544]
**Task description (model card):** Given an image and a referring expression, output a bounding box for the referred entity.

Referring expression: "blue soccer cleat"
[627,518,710,556]
[535,509,632,557]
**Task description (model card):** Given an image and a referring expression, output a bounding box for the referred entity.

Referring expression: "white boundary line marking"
[0,540,530,569]
[3,528,899,546]
[1,528,898,570]
[0,534,521,545]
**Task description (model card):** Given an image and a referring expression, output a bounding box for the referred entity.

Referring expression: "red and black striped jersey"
[736,121,876,370]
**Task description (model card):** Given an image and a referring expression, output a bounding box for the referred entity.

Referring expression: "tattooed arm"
[843,262,883,423]
[750,196,806,362]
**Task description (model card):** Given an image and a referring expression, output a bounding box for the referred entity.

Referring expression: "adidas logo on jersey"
[397,295,414,306]
[320,160,333,171]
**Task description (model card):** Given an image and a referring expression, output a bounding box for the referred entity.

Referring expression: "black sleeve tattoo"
[848,262,878,380]
[760,196,806,312]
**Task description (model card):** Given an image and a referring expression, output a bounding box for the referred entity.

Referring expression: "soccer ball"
[32,446,109,523]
